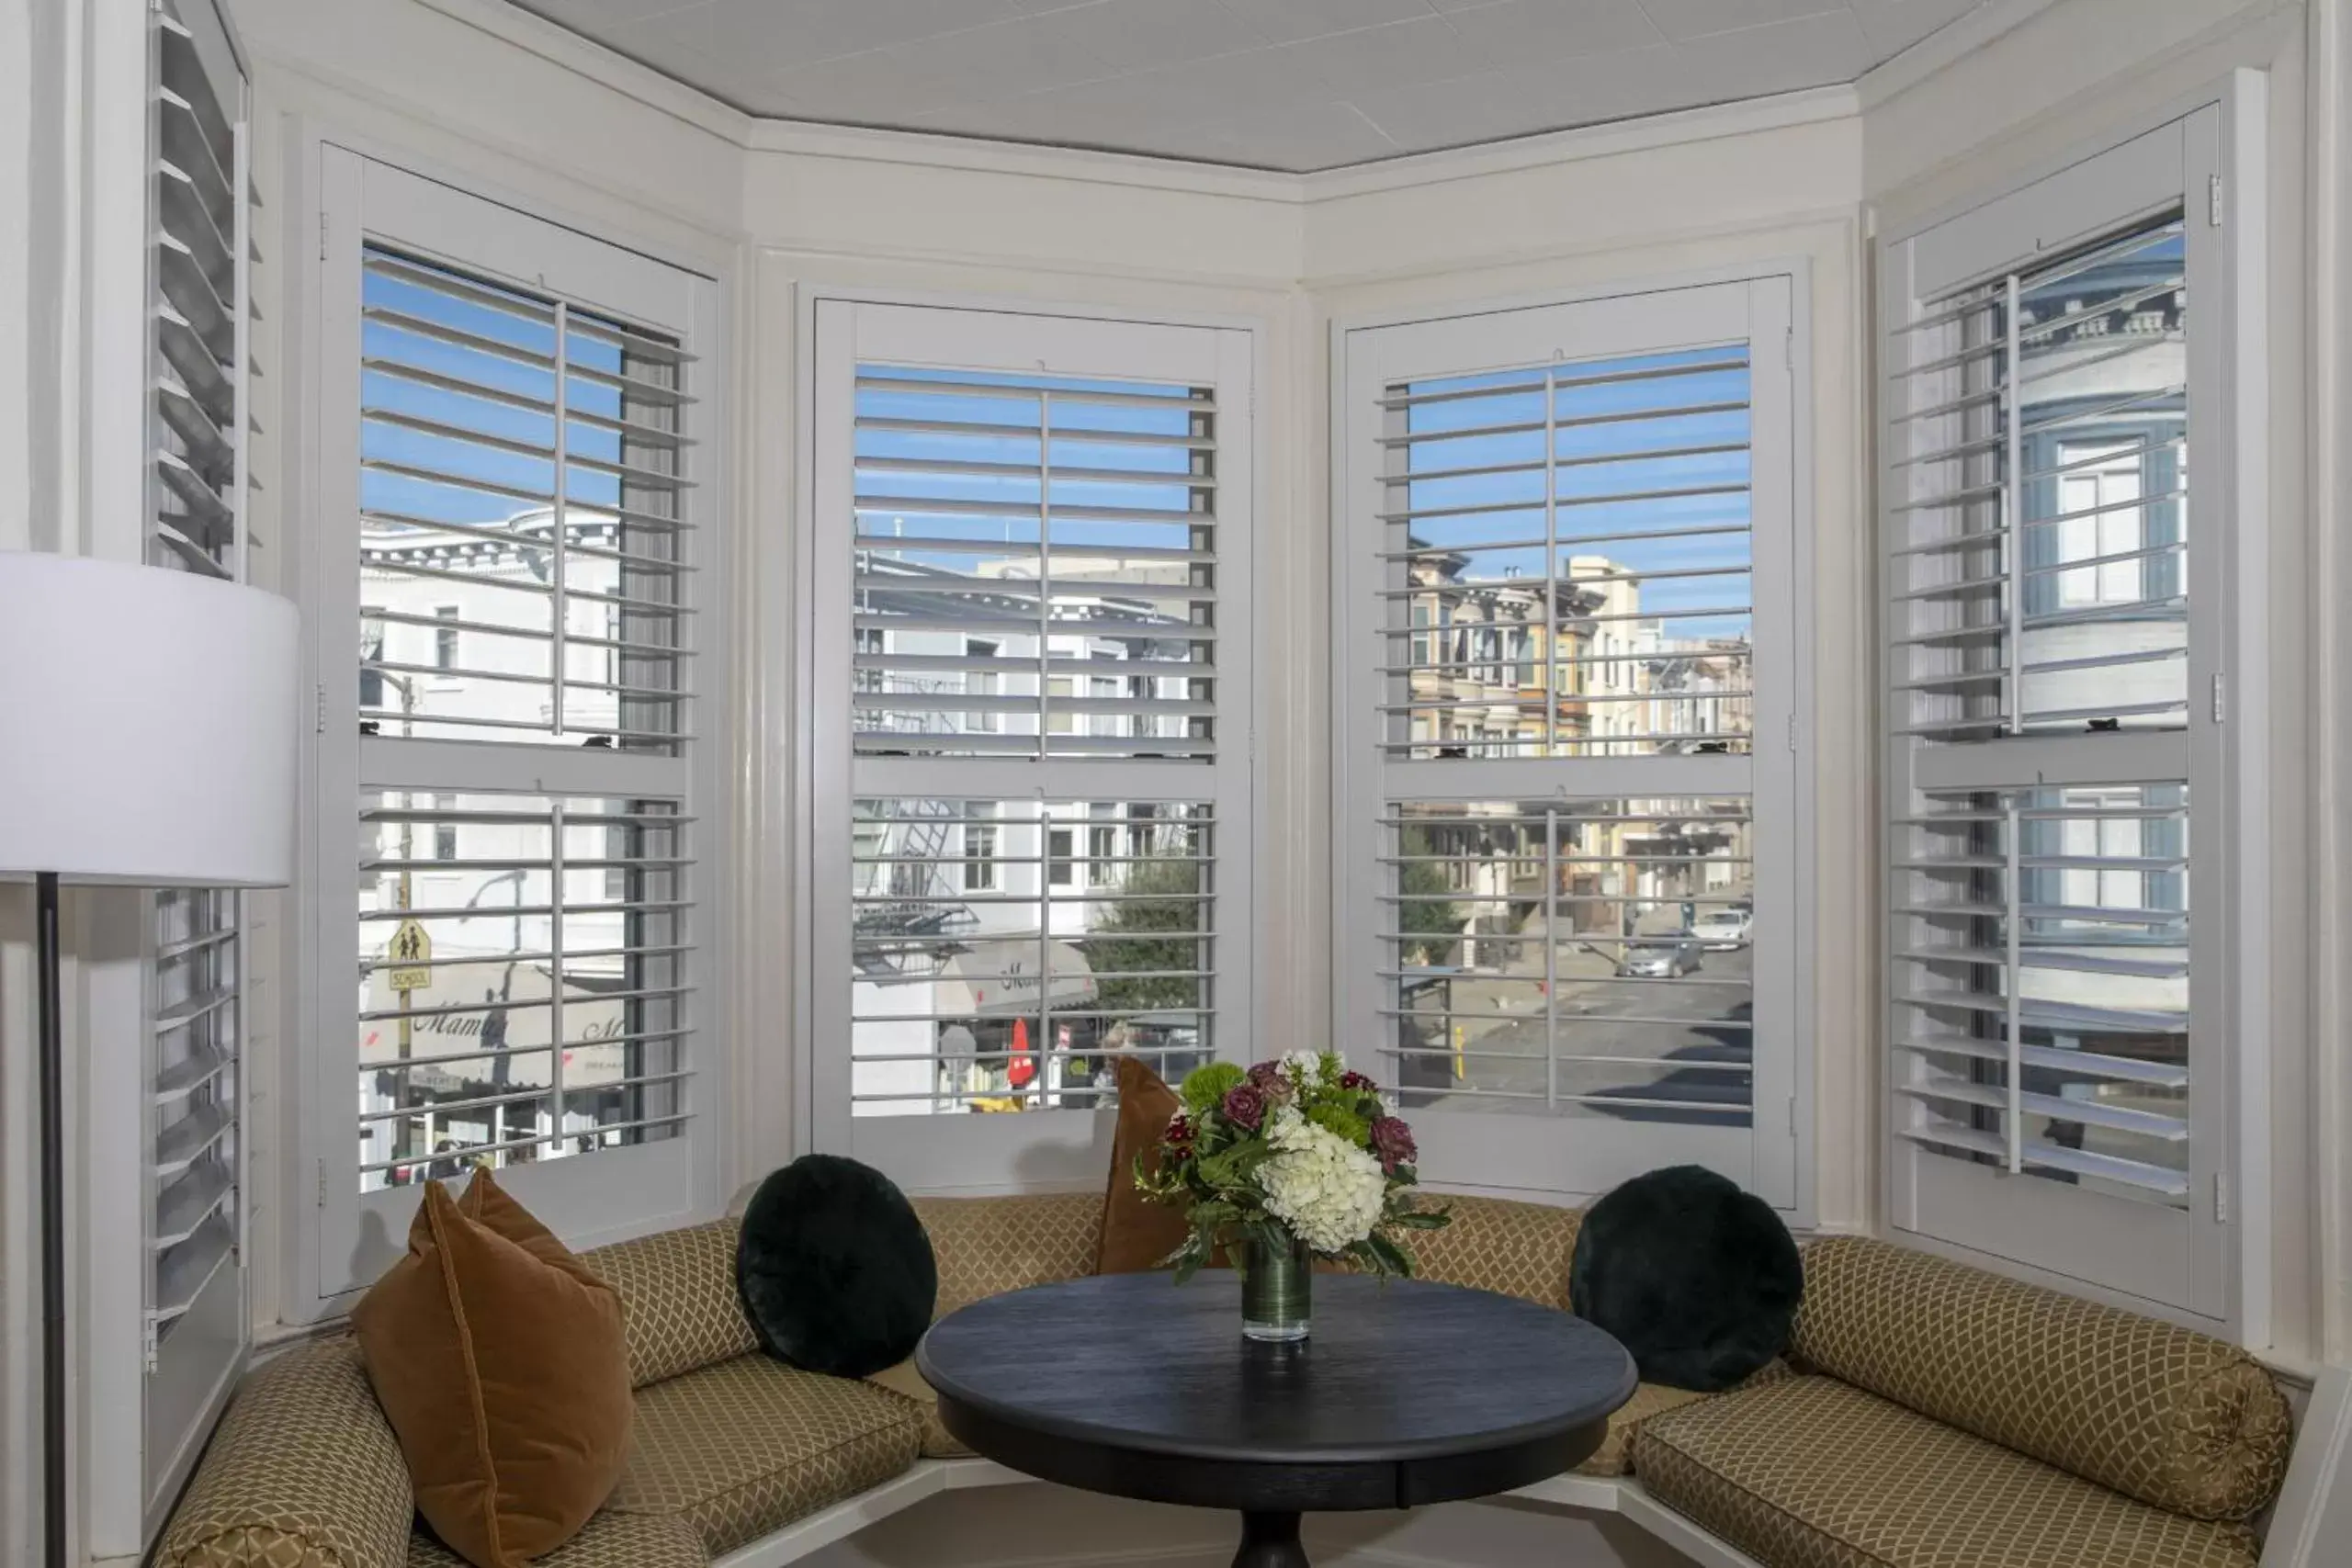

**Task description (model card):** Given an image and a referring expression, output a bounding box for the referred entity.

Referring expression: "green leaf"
[1364,1231,1414,1279]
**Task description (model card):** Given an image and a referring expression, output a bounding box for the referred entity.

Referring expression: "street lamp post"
[364,653,423,1167]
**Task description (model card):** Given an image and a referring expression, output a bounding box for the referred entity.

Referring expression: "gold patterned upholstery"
[404,1510,706,1568]
[1404,1193,1582,1309]
[1576,1362,1794,1477]
[608,1354,926,1554]
[910,1192,1104,1316]
[1791,1237,2291,1519]
[581,1219,759,1388]
[156,1339,413,1568]
[866,1358,971,1459]
[1634,1376,2260,1568]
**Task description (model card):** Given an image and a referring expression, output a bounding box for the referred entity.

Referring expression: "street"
[1392,896,1755,1126]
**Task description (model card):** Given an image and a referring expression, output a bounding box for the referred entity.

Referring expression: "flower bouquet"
[1134,1051,1448,1340]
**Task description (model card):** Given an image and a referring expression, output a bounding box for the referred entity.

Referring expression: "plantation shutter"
[116,0,261,1550]
[810,301,1254,1190]
[1337,277,1801,1206]
[149,0,250,581]
[314,152,719,1299]
[1880,109,2233,1318]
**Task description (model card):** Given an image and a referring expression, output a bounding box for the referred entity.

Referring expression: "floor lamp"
[0,552,298,1568]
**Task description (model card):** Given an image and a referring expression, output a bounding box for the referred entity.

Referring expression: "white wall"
[2313,0,2352,1374]
[0,0,36,1525]
[4,3,93,1560]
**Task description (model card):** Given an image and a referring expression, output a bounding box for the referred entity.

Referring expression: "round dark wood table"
[916,1272,1636,1568]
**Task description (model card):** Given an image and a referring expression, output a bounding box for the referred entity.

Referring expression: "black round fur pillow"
[1568,1165,1801,1392]
[736,1155,937,1379]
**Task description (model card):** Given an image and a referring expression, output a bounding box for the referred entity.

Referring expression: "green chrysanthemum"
[1179,1059,1245,1115]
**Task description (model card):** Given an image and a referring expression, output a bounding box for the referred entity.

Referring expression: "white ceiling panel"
[1278,14,1492,95]
[508,0,1989,171]
[1640,0,1852,43]
[1217,0,1438,46]
[1051,0,1270,71]
[1442,0,1665,69]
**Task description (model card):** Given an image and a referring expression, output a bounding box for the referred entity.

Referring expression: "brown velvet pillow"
[1094,1056,1202,1274]
[352,1169,631,1568]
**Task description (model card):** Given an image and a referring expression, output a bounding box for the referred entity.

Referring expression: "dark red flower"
[1340,1070,1375,1092]
[1221,1084,1269,1132]
[1370,1116,1418,1173]
[1165,1112,1194,1149]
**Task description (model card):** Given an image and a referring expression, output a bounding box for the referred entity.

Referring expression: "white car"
[1690,908,1752,950]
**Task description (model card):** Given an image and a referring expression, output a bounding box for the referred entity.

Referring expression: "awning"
[933,939,1098,1018]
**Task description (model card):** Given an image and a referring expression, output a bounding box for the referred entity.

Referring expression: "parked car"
[1616,940,1702,978]
[1689,908,1752,950]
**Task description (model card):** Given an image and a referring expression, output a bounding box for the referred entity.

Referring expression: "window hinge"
[1787,714,1798,752]
[320,209,330,261]
[2213,1171,2230,1224]
[2211,671,2227,724]
[2208,175,2224,228]
[316,1158,328,1208]
[1786,1096,1798,1136]
[315,682,328,735]
[141,1319,160,1375]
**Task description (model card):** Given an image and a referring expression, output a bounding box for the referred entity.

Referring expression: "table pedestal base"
[1233,1511,1307,1568]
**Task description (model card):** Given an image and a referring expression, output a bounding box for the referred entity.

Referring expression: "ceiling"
[510,0,1984,172]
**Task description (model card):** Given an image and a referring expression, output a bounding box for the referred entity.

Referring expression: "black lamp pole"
[37,870,66,1568]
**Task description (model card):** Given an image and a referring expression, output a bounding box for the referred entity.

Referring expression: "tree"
[1083,853,1207,1016]
[1396,827,1464,967]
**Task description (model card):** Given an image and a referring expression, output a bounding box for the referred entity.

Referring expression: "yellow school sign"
[386,918,434,993]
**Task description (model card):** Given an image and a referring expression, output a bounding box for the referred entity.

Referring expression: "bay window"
[1335,276,1804,1207]
[304,153,720,1306]
[806,299,1254,1190]
[1879,106,2254,1321]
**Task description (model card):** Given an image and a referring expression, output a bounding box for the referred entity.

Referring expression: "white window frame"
[296,151,727,1315]
[798,294,1257,1194]
[1331,270,1810,1213]
[1876,86,2270,1330]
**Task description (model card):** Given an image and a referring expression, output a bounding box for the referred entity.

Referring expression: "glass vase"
[1239,1230,1312,1342]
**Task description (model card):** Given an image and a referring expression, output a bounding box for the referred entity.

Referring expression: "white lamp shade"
[0,552,300,886]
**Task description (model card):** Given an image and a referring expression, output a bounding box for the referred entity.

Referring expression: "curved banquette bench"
[157,1196,2295,1568]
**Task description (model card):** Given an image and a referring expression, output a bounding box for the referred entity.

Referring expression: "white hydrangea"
[1255,1107,1387,1255]
[1281,1049,1328,1090]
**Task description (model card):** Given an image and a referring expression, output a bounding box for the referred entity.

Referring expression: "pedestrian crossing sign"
[387,918,434,993]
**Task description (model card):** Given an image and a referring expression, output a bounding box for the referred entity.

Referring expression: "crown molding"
[739,118,1307,203]
[406,0,1864,205]
[412,0,754,145]
[1298,84,1859,201]
[1854,0,2070,110]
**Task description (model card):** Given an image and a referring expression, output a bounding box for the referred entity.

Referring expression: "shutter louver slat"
[849,797,1216,1111]
[356,792,691,1187]
[850,364,1218,761]
[1378,345,1755,761]
[1890,784,2190,1208]
[1375,797,1756,1118]
[1890,214,2188,747]
[359,244,691,750]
